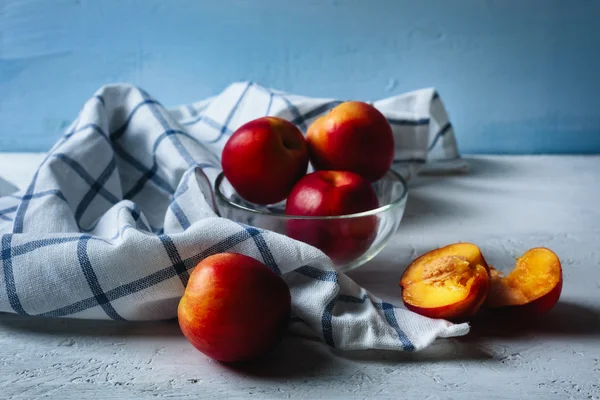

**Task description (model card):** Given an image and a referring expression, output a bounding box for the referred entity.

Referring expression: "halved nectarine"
[484,247,562,315]
[399,243,490,321]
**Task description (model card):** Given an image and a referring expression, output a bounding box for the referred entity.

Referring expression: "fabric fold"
[0,82,468,351]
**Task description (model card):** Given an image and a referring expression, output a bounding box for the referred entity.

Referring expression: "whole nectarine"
[178,253,291,362]
[399,243,490,321]
[285,170,379,264]
[306,101,394,182]
[222,117,308,205]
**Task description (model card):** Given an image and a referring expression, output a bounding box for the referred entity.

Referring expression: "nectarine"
[306,101,394,182]
[178,253,291,362]
[285,170,379,264]
[399,243,490,321]
[484,247,562,315]
[222,116,308,205]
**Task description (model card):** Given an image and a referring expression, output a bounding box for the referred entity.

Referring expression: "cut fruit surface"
[484,247,562,314]
[399,243,490,321]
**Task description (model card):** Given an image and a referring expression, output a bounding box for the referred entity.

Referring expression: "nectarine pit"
[421,255,475,288]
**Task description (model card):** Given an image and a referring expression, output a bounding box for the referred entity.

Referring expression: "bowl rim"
[214,169,408,220]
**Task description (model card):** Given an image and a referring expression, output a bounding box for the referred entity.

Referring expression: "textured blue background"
[1,0,599,153]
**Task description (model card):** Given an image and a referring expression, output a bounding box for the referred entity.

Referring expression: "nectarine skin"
[222,117,309,205]
[178,253,291,363]
[285,171,379,264]
[306,101,394,182]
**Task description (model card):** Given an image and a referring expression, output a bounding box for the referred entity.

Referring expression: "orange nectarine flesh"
[400,243,490,320]
[484,247,562,313]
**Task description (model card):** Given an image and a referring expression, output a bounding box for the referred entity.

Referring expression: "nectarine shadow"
[466,301,600,339]
[218,335,336,380]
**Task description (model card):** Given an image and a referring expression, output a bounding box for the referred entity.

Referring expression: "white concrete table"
[0,154,599,399]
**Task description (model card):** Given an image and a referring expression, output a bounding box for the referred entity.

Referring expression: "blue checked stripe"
[186,104,198,117]
[12,155,49,233]
[241,225,281,275]
[393,158,427,164]
[139,89,196,168]
[0,206,17,222]
[168,169,194,230]
[387,117,430,126]
[1,234,28,315]
[295,265,340,347]
[54,154,120,205]
[114,144,175,197]
[338,294,415,350]
[110,99,161,140]
[322,294,338,347]
[428,122,452,151]
[295,265,339,282]
[338,293,369,303]
[120,89,216,200]
[10,189,67,202]
[265,92,274,116]
[52,119,175,198]
[290,101,342,126]
[74,157,118,227]
[63,123,110,145]
[159,234,189,286]
[206,81,253,144]
[77,235,125,320]
[278,94,307,131]
[93,95,106,107]
[169,200,190,230]
[182,114,231,132]
[123,127,220,200]
[375,302,415,351]
[38,227,263,318]
[10,236,104,257]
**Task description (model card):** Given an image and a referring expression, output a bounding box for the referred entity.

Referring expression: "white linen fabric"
[0,82,468,351]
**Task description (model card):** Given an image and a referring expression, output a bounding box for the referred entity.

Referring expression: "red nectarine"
[285,170,379,264]
[222,117,308,205]
[178,253,291,362]
[306,101,394,182]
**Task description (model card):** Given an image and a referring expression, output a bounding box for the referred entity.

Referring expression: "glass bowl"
[214,170,408,272]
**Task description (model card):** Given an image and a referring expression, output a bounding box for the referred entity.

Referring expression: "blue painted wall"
[1,0,599,154]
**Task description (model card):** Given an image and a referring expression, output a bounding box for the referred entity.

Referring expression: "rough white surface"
[0,154,599,400]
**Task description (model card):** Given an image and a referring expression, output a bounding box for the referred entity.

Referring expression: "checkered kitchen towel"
[0,82,469,351]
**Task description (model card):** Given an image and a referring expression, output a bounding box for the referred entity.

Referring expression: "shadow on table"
[332,338,492,364]
[221,335,337,379]
[226,332,492,380]
[466,301,600,340]
[0,313,183,338]
[412,156,521,187]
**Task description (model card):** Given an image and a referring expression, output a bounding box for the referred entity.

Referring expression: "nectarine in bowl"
[214,170,408,272]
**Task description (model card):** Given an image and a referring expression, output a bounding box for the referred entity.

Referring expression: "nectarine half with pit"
[484,247,562,315]
[178,253,291,363]
[399,243,490,321]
